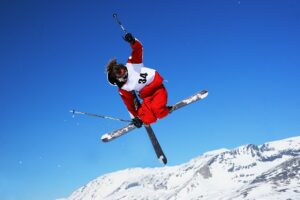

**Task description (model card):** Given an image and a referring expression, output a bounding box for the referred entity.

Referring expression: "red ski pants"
[138,86,169,125]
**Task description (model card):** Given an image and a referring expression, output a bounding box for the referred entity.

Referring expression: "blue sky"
[0,0,299,199]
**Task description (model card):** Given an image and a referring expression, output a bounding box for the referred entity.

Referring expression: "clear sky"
[0,0,299,199]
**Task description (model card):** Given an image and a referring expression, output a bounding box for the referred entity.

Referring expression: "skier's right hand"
[132,117,143,128]
[123,33,135,44]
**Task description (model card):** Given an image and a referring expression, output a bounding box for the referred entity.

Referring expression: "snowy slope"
[63,136,300,200]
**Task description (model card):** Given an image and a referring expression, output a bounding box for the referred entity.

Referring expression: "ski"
[144,125,167,164]
[101,123,136,142]
[170,89,208,112]
[100,89,208,142]
[131,91,167,165]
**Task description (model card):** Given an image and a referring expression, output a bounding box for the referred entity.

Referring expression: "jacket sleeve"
[127,39,143,64]
[118,88,138,118]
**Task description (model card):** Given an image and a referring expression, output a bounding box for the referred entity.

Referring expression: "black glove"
[132,117,143,128]
[123,33,135,44]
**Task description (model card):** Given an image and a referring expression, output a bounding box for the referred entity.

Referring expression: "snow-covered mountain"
[63,136,300,200]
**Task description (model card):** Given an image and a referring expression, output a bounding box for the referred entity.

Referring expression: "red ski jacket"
[118,40,164,118]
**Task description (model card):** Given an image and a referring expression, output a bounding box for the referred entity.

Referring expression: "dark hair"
[106,59,127,87]
[106,59,126,78]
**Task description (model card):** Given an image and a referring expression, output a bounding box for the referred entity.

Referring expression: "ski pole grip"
[112,13,127,33]
[112,13,121,25]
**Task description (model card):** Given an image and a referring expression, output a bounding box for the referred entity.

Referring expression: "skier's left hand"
[132,117,143,128]
[123,33,135,44]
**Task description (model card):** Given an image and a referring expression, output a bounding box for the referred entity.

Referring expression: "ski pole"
[70,109,131,123]
[112,13,127,34]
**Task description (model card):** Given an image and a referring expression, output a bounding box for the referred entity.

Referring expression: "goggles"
[115,70,128,82]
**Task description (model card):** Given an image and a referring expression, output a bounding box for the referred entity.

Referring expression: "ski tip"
[101,134,111,142]
[201,90,209,98]
[159,155,167,165]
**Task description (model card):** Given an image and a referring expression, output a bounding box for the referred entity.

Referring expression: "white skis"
[100,90,208,164]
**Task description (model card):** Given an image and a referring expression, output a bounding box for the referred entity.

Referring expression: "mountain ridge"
[63,136,300,200]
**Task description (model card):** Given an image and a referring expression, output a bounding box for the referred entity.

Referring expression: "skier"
[106,33,170,128]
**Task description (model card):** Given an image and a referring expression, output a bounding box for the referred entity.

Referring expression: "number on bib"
[138,73,148,84]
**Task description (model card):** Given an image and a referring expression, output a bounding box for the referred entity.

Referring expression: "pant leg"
[150,86,169,119]
[137,97,157,125]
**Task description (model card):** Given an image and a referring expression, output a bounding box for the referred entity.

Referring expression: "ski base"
[171,89,208,112]
[101,124,136,142]
[145,125,167,164]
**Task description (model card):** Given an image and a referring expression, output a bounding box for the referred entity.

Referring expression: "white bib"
[121,63,156,92]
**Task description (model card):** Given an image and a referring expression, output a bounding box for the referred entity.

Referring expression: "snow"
[63,136,300,200]
[202,148,229,157]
